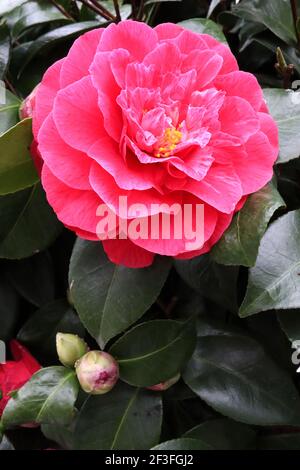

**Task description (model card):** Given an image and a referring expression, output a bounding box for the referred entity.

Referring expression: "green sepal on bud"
[56,333,88,368]
[75,350,119,395]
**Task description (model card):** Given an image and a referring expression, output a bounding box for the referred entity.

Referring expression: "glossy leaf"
[240,211,300,317]
[233,0,296,45]
[6,251,55,307]
[0,183,62,259]
[74,383,162,450]
[183,418,256,450]
[183,317,300,425]
[0,1,27,16]
[0,275,20,341]
[264,89,300,163]
[0,119,38,195]
[174,254,238,312]
[178,18,227,43]
[152,438,210,450]
[212,182,284,267]
[2,366,79,428]
[17,299,84,360]
[69,239,171,348]
[17,21,99,77]
[277,309,300,343]
[258,433,300,450]
[0,21,10,79]
[109,319,196,387]
[5,0,69,39]
[0,89,20,135]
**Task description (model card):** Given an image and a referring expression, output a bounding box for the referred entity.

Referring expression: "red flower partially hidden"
[0,340,40,416]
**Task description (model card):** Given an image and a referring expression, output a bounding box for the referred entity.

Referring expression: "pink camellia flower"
[32,20,278,268]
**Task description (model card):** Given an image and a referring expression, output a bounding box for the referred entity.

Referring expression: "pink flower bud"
[75,351,119,395]
[19,85,39,120]
[147,374,180,391]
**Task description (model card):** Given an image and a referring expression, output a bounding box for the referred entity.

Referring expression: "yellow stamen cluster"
[155,127,182,158]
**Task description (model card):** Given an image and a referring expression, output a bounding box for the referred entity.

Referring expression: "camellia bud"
[56,333,88,368]
[75,351,119,395]
[19,85,39,120]
[147,373,180,391]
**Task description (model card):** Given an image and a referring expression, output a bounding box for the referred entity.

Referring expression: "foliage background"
[1,0,300,450]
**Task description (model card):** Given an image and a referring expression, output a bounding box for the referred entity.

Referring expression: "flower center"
[154,127,182,158]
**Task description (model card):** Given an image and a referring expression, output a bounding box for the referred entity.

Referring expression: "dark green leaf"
[258,433,300,450]
[6,251,55,307]
[233,0,296,45]
[183,418,256,450]
[17,21,100,77]
[240,211,300,317]
[74,383,162,450]
[5,0,70,39]
[0,21,10,79]
[69,239,171,348]
[174,254,238,312]
[41,422,75,450]
[277,309,300,342]
[0,89,20,135]
[0,119,38,195]
[178,18,227,43]
[17,299,84,360]
[2,366,79,428]
[0,275,19,341]
[207,0,222,18]
[0,1,27,16]
[264,89,300,164]
[0,183,62,259]
[212,182,284,267]
[0,435,14,450]
[183,317,300,425]
[152,438,211,450]
[109,319,196,387]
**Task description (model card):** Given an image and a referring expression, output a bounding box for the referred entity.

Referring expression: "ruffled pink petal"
[143,42,182,74]
[102,238,155,268]
[88,137,156,190]
[215,71,263,111]
[155,23,183,41]
[53,76,104,152]
[233,131,277,195]
[42,165,101,234]
[166,29,208,55]
[219,96,259,143]
[90,51,123,142]
[175,210,234,259]
[201,34,238,74]
[38,114,91,190]
[98,20,158,60]
[182,49,223,88]
[60,28,103,88]
[132,196,218,256]
[185,163,243,213]
[89,162,182,218]
[33,58,64,139]
[66,225,99,241]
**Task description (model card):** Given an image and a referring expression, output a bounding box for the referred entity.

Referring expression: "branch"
[113,0,122,22]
